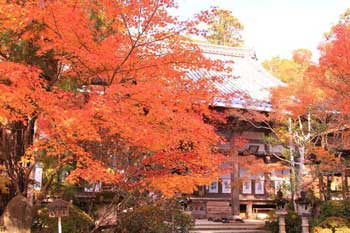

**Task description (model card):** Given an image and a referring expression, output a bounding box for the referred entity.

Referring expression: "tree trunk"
[318,169,325,201]
[0,119,36,196]
[298,146,306,195]
[290,165,297,211]
[288,118,297,211]
[0,119,36,229]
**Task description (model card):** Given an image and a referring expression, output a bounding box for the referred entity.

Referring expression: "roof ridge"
[197,43,256,59]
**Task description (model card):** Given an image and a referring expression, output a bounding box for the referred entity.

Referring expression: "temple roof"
[187,43,284,111]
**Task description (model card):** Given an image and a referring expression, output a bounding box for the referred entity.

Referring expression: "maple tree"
[0,0,229,223]
[312,24,350,116]
[238,46,332,208]
[264,22,350,204]
[324,8,350,40]
[304,21,350,200]
[266,66,342,207]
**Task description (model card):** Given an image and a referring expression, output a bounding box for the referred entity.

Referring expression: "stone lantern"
[275,190,288,233]
[296,191,311,233]
[48,199,70,233]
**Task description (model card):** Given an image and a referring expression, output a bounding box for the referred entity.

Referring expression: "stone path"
[190,219,271,233]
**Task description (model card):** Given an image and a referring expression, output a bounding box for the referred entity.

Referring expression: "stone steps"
[192,224,265,227]
[190,220,270,233]
[190,230,270,233]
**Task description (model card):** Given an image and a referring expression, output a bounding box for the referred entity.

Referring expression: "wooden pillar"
[342,172,347,200]
[326,175,332,200]
[199,186,205,197]
[230,136,241,217]
[246,201,253,219]
[58,216,62,233]
[231,162,240,216]
[318,172,325,201]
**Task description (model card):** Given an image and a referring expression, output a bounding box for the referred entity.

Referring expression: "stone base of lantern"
[275,209,288,233]
[301,215,310,233]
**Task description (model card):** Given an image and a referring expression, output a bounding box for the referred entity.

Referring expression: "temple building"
[187,43,289,220]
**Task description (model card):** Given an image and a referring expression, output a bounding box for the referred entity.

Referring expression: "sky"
[174,0,350,61]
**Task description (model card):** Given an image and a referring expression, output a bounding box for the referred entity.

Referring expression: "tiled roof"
[187,43,284,111]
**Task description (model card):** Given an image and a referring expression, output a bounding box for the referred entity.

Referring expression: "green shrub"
[317,217,350,229]
[265,219,279,233]
[310,200,350,232]
[265,211,301,233]
[319,201,350,219]
[335,227,350,233]
[266,200,350,233]
[312,227,333,233]
[174,211,194,233]
[311,217,350,233]
[32,204,94,233]
[115,204,194,233]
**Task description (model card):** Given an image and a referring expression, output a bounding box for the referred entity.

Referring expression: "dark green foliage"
[266,201,350,233]
[0,31,57,82]
[32,204,94,233]
[56,77,80,91]
[264,219,279,233]
[115,204,194,233]
[311,200,350,226]
[0,26,80,91]
[265,210,301,233]
[312,217,350,233]
[318,217,349,228]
